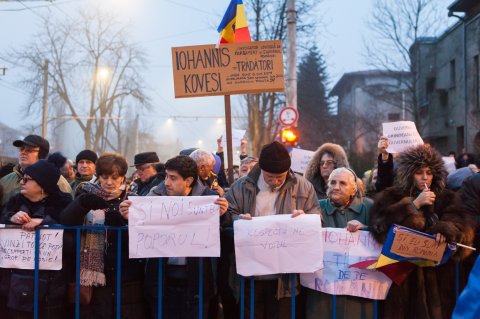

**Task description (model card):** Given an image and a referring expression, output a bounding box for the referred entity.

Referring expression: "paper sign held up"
[128,196,220,258]
[234,214,323,276]
[391,228,446,263]
[290,148,314,174]
[0,228,63,270]
[300,228,391,300]
[382,121,424,153]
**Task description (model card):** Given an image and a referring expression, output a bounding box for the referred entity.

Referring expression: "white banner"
[0,228,63,270]
[300,228,392,300]
[234,214,323,276]
[442,156,457,174]
[382,121,424,153]
[290,148,314,174]
[128,196,220,258]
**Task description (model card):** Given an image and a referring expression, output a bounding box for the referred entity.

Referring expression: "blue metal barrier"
[2,225,465,319]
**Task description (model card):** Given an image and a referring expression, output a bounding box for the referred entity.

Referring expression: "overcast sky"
[0,0,453,158]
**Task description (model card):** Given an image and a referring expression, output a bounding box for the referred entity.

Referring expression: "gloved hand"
[78,193,108,211]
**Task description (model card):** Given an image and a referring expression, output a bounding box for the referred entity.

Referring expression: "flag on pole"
[217,0,252,45]
[350,224,456,285]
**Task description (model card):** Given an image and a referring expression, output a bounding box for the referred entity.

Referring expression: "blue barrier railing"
[0,225,465,319]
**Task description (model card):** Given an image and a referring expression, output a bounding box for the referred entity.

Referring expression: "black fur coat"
[369,144,474,319]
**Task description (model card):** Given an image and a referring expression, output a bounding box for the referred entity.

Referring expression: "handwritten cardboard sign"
[300,228,392,300]
[128,196,220,258]
[0,228,63,270]
[221,129,246,150]
[290,148,314,174]
[391,228,446,263]
[234,214,323,276]
[171,40,284,98]
[382,121,424,153]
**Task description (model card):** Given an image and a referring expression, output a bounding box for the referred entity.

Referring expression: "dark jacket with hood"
[369,144,475,319]
[304,143,350,200]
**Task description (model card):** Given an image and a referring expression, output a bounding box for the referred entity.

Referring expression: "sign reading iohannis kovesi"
[171,40,284,98]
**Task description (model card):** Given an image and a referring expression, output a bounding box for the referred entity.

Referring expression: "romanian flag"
[217,0,252,44]
[351,225,455,285]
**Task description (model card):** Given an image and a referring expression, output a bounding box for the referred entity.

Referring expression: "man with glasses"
[0,135,72,205]
[130,152,164,196]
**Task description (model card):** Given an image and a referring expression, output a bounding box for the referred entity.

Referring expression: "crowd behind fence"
[1,225,465,319]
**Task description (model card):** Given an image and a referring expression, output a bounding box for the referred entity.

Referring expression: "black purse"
[7,273,48,312]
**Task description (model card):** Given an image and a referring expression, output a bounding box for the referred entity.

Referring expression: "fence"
[0,225,464,319]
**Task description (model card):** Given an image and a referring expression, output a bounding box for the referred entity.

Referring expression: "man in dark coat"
[119,155,228,319]
[130,152,164,196]
[70,149,98,196]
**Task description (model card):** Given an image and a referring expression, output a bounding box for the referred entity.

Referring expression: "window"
[450,59,456,88]
[474,55,479,108]
[426,77,436,101]
[388,113,400,121]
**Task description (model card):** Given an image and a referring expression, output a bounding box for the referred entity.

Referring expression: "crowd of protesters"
[0,133,479,319]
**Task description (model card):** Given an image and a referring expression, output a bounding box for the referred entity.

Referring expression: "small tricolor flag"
[217,0,252,45]
[350,224,455,285]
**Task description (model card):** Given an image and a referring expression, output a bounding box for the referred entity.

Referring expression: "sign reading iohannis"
[171,40,284,98]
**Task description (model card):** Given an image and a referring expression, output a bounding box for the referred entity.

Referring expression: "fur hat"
[396,144,447,195]
[24,152,66,195]
[304,143,350,181]
[259,141,291,173]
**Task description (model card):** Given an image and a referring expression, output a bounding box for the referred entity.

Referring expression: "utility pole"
[286,0,297,109]
[42,60,49,138]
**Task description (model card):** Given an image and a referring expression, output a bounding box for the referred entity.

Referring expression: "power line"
[0,0,75,12]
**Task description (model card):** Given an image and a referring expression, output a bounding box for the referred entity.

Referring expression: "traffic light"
[281,127,298,146]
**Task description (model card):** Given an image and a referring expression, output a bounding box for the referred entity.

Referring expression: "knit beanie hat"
[212,153,222,175]
[75,149,98,165]
[259,141,291,174]
[24,152,66,195]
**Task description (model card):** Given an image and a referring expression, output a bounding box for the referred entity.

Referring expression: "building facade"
[411,0,480,154]
[330,70,412,157]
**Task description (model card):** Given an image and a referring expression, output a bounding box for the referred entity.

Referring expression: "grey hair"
[326,167,358,198]
[240,156,258,166]
[189,149,215,167]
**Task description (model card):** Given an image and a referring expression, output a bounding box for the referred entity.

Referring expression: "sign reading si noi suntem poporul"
[171,40,284,98]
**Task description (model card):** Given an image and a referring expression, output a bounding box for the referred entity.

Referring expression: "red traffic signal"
[281,127,298,146]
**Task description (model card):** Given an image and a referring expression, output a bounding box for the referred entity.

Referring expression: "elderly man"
[190,149,224,195]
[119,155,228,319]
[130,151,164,196]
[224,141,320,319]
[61,159,76,183]
[0,135,71,205]
[70,149,98,196]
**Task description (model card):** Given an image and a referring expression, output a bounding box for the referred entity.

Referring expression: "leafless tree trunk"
[364,0,450,134]
[8,7,149,154]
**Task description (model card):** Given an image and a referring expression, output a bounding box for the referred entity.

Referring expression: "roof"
[329,70,410,97]
[448,0,475,13]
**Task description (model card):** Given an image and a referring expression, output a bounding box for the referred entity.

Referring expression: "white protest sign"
[300,228,392,300]
[442,156,456,174]
[221,129,246,149]
[0,228,63,270]
[128,196,220,258]
[290,148,314,174]
[382,121,424,153]
[234,214,323,276]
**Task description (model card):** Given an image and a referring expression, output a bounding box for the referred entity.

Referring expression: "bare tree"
[7,7,149,153]
[364,0,451,133]
[241,0,318,155]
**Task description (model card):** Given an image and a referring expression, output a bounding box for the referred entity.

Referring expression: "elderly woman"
[60,153,146,319]
[305,167,374,319]
[369,144,475,319]
[0,153,72,319]
[304,143,350,200]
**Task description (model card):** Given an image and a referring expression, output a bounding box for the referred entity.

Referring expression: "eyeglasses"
[19,146,40,154]
[135,164,153,172]
[21,176,34,184]
[320,160,336,166]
